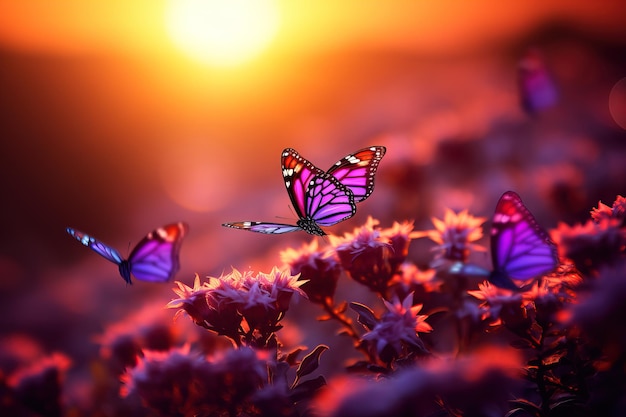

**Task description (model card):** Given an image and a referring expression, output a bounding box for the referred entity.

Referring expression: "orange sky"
[1,0,625,60]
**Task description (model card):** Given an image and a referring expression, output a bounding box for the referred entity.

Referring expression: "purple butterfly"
[488,191,559,290]
[223,147,387,235]
[66,222,188,284]
[518,48,558,115]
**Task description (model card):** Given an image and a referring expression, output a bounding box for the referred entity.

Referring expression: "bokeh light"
[609,76,626,130]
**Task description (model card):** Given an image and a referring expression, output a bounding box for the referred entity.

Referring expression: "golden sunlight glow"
[165,0,280,67]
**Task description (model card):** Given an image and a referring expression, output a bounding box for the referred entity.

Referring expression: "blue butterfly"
[222,147,385,235]
[488,191,559,290]
[66,222,188,284]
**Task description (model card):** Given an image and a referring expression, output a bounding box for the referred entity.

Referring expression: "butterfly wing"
[66,227,124,265]
[128,222,189,283]
[327,146,386,202]
[222,221,301,234]
[282,148,356,227]
[489,191,558,290]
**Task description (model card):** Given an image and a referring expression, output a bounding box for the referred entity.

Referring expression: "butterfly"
[223,147,385,235]
[518,48,558,115]
[66,222,188,284]
[488,191,559,290]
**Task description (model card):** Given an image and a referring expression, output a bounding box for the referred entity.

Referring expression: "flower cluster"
[168,268,306,347]
[329,217,415,295]
[13,196,626,416]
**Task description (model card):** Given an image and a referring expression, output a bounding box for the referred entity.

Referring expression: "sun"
[165,0,280,67]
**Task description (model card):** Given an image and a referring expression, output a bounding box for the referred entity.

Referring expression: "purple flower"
[168,268,304,347]
[468,281,524,326]
[330,217,413,295]
[390,263,441,302]
[552,219,626,276]
[97,301,190,372]
[412,208,486,266]
[315,347,522,417]
[362,293,432,363]
[7,353,71,417]
[281,240,341,304]
[591,195,626,223]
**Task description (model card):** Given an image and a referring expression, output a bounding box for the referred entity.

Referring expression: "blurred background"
[1,0,626,408]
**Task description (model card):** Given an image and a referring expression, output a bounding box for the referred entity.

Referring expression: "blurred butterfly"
[223,147,385,235]
[488,191,559,290]
[66,222,188,284]
[452,191,558,291]
[518,48,558,115]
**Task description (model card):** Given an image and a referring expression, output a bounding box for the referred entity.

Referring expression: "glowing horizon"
[164,0,280,68]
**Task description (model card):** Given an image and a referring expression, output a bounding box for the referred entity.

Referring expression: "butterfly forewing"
[327,146,386,202]
[281,148,326,219]
[128,222,188,282]
[66,227,124,264]
[490,191,558,284]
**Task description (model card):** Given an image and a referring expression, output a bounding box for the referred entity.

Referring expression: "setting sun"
[165,0,280,67]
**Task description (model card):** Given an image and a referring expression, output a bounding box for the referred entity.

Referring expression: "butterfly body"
[223,146,385,236]
[66,222,188,284]
[296,216,326,236]
[488,191,558,290]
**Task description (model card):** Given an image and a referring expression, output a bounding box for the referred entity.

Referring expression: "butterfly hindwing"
[67,222,188,284]
[327,146,386,202]
[489,191,558,289]
[128,222,189,283]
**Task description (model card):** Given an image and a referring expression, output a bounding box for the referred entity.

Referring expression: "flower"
[412,208,486,266]
[591,195,626,223]
[566,263,626,366]
[255,266,307,313]
[7,352,71,417]
[468,281,524,327]
[167,274,217,327]
[315,348,521,417]
[121,345,271,416]
[551,219,626,276]
[329,217,403,295]
[380,220,417,272]
[281,240,341,304]
[362,293,431,363]
[97,301,192,373]
[390,263,441,302]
